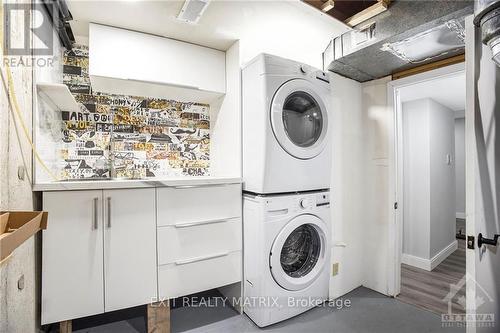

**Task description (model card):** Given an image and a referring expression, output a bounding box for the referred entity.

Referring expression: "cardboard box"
[0,211,48,262]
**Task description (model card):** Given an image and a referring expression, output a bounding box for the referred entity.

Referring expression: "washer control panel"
[297,192,330,210]
[315,192,330,207]
[299,198,313,209]
[261,191,331,216]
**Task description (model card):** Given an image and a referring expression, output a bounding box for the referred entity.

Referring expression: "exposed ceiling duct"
[323,0,473,82]
[474,0,500,66]
[42,0,75,50]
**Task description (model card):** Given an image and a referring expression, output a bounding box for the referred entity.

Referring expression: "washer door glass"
[280,224,321,278]
[282,92,323,148]
[269,214,328,291]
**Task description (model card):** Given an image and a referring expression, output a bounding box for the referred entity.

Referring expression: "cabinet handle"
[173,217,238,228]
[92,197,98,230]
[174,252,229,265]
[107,197,111,228]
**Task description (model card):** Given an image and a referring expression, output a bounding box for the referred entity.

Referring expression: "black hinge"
[467,236,475,249]
[394,202,398,210]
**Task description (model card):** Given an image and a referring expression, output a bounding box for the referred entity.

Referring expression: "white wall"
[428,99,456,258]
[210,41,241,177]
[403,99,431,259]
[454,117,465,218]
[329,75,392,298]
[360,77,392,295]
[329,74,364,299]
[0,2,62,332]
[402,98,456,267]
[233,1,346,68]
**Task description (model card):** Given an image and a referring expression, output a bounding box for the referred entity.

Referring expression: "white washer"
[243,190,331,327]
[242,53,331,194]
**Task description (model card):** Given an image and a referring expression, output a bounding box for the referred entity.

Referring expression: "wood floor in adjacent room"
[397,221,466,315]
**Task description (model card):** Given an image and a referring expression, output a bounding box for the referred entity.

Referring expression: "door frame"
[386,62,466,296]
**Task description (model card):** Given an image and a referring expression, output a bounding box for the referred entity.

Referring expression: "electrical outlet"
[332,263,339,276]
[18,275,24,290]
[17,166,25,181]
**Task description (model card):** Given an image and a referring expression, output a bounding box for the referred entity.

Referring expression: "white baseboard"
[402,240,458,272]
[430,240,458,270]
[456,212,466,219]
[401,253,432,271]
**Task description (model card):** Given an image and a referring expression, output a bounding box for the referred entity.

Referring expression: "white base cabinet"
[156,184,242,299]
[158,251,242,298]
[103,189,157,312]
[41,182,242,325]
[42,190,104,324]
[42,188,157,324]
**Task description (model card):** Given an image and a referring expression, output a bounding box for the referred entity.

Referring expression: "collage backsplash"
[60,44,210,180]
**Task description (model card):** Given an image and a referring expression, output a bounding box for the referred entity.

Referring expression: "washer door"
[271,79,329,160]
[270,214,328,291]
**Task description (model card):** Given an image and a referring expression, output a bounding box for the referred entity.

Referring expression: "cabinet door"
[89,23,225,93]
[157,184,241,226]
[103,188,157,311]
[41,190,104,324]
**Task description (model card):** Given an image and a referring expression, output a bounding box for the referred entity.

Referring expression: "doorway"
[388,63,466,316]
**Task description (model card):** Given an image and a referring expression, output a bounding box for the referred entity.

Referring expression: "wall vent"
[177,0,210,24]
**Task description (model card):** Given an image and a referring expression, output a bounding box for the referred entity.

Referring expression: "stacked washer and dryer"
[242,54,332,327]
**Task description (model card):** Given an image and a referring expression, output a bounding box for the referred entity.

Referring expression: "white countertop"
[33,176,242,191]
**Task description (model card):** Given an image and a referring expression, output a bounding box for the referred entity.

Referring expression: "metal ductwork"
[42,0,75,50]
[474,0,500,66]
[323,0,474,82]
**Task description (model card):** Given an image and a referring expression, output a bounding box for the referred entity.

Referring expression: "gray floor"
[397,225,466,315]
[69,287,465,333]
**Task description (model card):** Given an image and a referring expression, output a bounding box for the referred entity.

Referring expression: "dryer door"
[270,214,328,291]
[271,79,329,160]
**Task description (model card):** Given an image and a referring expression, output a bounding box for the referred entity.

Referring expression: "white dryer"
[242,54,331,194]
[243,190,331,327]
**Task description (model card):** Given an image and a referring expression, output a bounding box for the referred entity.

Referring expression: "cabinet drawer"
[157,218,241,265]
[157,184,241,226]
[158,251,241,299]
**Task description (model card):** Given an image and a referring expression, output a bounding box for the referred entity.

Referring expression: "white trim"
[387,62,466,296]
[402,241,458,271]
[456,212,466,219]
[464,18,478,331]
[386,81,401,296]
[430,240,458,270]
[401,253,432,271]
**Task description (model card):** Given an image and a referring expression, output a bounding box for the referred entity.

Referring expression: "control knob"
[300,198,310,209]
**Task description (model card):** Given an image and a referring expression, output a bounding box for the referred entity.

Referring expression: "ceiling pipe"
[474,0,500,66]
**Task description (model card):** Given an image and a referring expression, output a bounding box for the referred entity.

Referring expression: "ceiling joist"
[345,0,391,27]
[303,0,391,27]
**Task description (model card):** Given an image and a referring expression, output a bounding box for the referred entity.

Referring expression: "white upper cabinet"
[89,23,226,99]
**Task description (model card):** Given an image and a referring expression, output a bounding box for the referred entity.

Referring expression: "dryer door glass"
[280,224,321,278]
[282,91,323,148]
